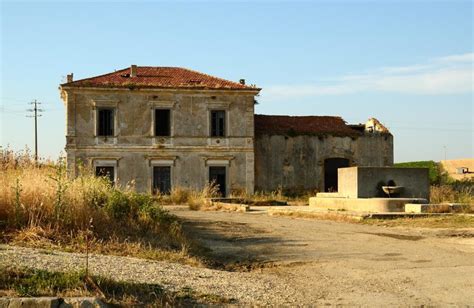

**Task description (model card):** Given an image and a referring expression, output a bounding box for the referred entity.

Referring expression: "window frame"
[210,110,226,137]
[95,166,115,185]
[154,108,171,137]
[93,159,118,186]
[92,100,119,143]
[97,107,115,137]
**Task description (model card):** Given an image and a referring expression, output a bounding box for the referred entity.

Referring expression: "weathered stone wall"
[62,88,256,194]
[254,133,393,193]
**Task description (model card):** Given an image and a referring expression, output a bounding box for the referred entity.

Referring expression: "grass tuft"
[0,266,232,305]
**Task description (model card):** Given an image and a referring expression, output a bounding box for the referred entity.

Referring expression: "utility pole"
[27,100,43,163]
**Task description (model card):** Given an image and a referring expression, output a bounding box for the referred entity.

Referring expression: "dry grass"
[188,182,221,210]
[0,149,200,265]
[231,187,315,206]
[430,184,473,205]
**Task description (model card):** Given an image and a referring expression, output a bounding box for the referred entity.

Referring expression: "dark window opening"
[153,166,171,194]
[209,166,226,197]
[211,110,225,137]
[95,166,115,185]
[155,109,171,136]
[324,158,350,192]
[98,108,114,136]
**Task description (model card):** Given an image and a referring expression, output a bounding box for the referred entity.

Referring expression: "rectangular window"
[211,110,225,137]
[209,166,226,197]
[95,166,115,185]
[155,109,171,136]
[153,166,171,194]
[98,108,114,136]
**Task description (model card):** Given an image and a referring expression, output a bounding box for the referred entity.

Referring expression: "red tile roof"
[61,66,260,91]
[254,114,361,137]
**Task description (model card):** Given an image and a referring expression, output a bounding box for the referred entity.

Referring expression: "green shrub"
[395,160,444,184]
[0,267,85,297]
[105,190,131,219]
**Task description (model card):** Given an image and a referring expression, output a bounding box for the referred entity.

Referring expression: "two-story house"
[59,65,260,195]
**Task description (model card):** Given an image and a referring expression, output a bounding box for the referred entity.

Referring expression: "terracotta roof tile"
[254,114,361,137]
[62,66,260,91]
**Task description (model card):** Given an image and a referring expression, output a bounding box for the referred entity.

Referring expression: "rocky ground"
[2,206,473,306]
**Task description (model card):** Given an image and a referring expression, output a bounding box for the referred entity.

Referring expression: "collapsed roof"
[254,114,391,137]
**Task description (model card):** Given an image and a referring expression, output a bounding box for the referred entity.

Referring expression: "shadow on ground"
[181,218,303,271]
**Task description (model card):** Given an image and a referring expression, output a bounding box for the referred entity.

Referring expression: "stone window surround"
[91,158,120,184]
[203,156,234,197]
[207,102,231,138]
[149,100,175,146]
[146,155,178,193]
[92,99,120,144]
[207,102,231,147]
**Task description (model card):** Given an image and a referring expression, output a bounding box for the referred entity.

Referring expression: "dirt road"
[169,206,474,306]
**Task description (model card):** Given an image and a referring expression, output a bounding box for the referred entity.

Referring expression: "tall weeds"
[430,182,474,212]
[0,149,189,256]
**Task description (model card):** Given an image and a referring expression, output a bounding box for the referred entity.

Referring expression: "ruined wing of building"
[59,66,393,196]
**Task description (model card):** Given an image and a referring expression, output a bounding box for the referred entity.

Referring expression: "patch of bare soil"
[170,207,474,306]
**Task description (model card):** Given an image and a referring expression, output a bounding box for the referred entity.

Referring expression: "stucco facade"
[60,66,259,195]
[255,134,393,193]
[254,115,393,193]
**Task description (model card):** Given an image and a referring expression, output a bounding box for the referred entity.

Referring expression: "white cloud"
[262,53,474,101]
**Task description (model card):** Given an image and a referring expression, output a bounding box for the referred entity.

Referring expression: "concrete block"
[405,203,429,213]
[338,167,430,200]
[405,203,466,213]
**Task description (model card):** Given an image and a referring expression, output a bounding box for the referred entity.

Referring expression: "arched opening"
[324,158,350,192]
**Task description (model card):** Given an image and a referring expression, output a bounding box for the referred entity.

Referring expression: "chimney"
[130,65,137,78]
[66,73,73,83]
[239,79,246,85]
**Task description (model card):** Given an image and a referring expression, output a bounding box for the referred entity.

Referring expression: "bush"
[395,160,444,184]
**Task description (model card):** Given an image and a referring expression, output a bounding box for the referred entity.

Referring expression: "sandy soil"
[169,205,474,306]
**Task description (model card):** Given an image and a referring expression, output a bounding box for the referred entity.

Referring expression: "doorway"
[209,166,227,197]
[153,166,171,194]
[324,158,350,192]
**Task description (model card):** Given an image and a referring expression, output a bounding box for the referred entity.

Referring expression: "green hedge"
[394,160,441,184]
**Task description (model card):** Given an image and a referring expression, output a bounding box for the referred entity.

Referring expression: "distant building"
[59,66,393,195]
[440,159,474,181]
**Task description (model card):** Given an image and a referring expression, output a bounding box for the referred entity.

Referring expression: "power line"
[26,100,43,163]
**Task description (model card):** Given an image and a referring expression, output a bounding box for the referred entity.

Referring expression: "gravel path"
[0,245,302,305]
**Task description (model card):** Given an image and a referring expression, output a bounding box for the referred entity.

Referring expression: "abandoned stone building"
[59,66,393,196]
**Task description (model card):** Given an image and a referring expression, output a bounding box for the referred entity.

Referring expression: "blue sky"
[1,0,472,162]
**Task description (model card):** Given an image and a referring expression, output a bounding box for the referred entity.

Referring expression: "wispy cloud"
[262,53,473,101]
